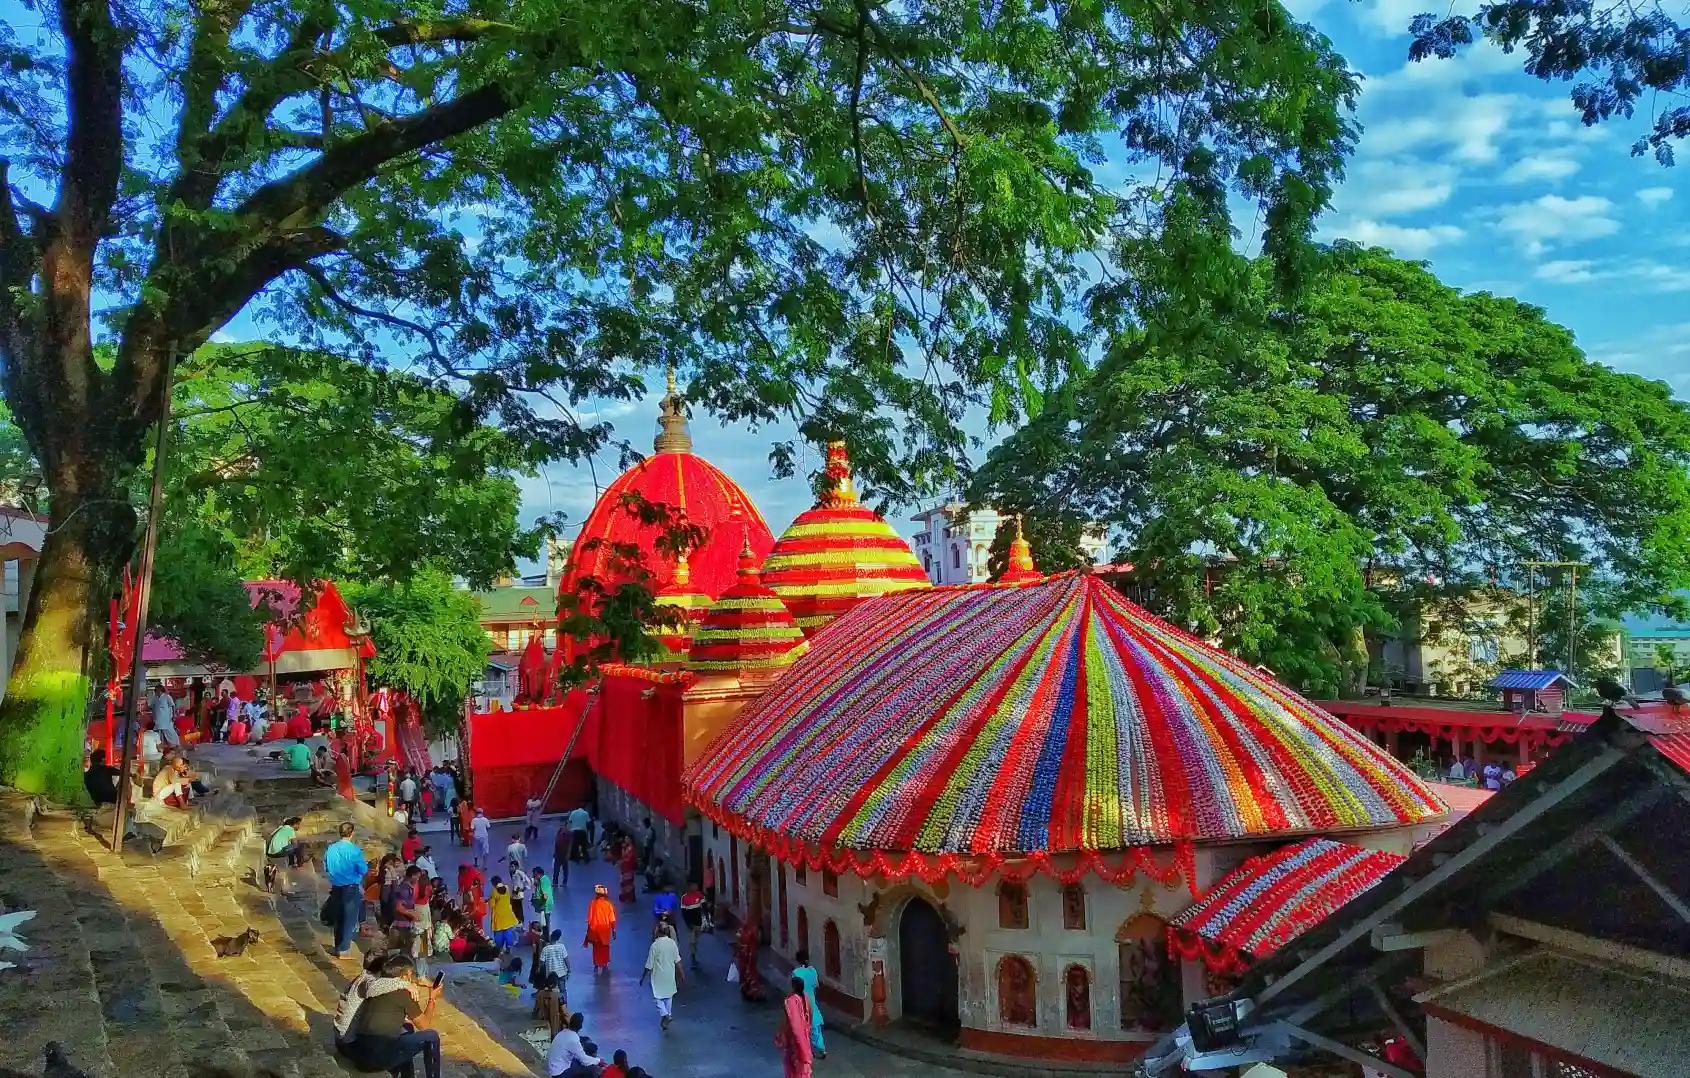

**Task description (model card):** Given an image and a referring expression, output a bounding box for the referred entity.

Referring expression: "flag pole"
[110,344,178,849]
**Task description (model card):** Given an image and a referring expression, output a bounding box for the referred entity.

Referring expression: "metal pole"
[110,345,177,850]
[1567,564,1579,685]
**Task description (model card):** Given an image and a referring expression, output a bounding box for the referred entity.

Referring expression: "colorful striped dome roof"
[761,442,928,637]
[652,554,713,656]
[556,375,773,657]
[687,573,1445,855]
[687,538,810,677]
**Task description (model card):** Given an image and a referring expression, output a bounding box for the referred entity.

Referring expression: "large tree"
[974,245,1690,694]
[0,0,1356,794]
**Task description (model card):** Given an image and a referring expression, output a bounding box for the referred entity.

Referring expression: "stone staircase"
[0,775,535,1078]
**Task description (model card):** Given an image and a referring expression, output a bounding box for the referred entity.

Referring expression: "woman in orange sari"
[584,884,618,974]
[775,976,815,1078]
[456,799,474,848]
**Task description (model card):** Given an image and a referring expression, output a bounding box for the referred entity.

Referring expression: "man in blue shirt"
[324,822,368,958]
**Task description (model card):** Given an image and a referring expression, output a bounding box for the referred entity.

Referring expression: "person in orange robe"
[285,704,313,740]
[584,884,617,973]
[456,799,474,848]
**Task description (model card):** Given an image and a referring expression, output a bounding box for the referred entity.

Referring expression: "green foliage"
[148,517,266,670]
[344,569,492,736]
[166,343,537,588]
[975,246,1690,693]
[1409,4,1688,164]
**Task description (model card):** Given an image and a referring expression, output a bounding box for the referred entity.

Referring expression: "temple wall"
[703,826,1246,1060]
[596,777,690,874]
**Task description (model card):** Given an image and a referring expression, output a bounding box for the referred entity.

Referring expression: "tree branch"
[297,264,448,364]
[54,0,124,242]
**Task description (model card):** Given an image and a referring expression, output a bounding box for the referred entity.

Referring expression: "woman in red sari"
[735,918,766,1002]
[775,975,814,1077]
[617,838,638,905]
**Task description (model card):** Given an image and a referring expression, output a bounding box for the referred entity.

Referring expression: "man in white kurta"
[641,924,684,1030]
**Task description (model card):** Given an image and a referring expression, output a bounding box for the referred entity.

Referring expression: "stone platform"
[0,765,533,1078]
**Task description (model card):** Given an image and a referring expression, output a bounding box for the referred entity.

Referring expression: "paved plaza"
[417,811,973,1077]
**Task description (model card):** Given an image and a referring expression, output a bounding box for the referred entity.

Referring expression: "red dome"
[557,378,774,649]
[761,442,928,637]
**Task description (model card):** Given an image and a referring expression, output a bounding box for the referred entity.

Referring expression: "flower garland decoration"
[686,573,1445,862]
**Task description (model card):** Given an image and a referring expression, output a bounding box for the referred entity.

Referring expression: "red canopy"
[143,580,373,674]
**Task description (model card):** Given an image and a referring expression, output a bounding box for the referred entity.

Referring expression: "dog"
[210,928,261,958]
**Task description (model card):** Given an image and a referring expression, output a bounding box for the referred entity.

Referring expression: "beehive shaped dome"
[760,441,928,637]
[556,372,774,655]
[686,536,809,677]
[688,573,1445,855]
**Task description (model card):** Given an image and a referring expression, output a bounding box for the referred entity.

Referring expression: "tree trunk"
[0,486,134,800]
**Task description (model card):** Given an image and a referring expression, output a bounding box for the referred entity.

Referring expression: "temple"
[480,374,1460,1066]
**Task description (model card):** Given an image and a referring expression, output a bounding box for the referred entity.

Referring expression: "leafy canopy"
[0,0,1358,502]
[974,246,1690,693]
[344,568,493,736]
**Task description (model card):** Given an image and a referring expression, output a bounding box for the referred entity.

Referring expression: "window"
[1117,915,1179,1031]
[1064,965,1092,1031]
[1061,884,1086,930]
[823,920,842,980]
[822,869,838,897]
[796,906,810,959]
[996,956,1037,1027]
[795,863,807,887]
[952,545,962,568]
[997,881,1029,929]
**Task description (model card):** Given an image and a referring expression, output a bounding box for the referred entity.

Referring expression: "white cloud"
[1637,187,1674,207]
[1535,259,1599,284]
[1499,154,1580,184]
[1531,259,1690,292]
[1278,0,1330,21]
[1496,194,1620,254]
[1338,219,1465,258]
[1357,0,1429,36]
[1332,160,1457,218]
[1362,93,1518,164]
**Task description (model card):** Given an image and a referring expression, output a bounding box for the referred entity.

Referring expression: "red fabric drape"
[467,694,594,818]
[591,674,686,823]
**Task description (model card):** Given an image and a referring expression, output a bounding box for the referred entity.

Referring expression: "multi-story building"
[909,502,1106,585]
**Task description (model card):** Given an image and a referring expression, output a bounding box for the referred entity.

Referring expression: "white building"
[910,502,1106,585]
[0,506,45,703]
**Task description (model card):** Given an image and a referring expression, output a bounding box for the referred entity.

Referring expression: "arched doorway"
[898,897,959,1031]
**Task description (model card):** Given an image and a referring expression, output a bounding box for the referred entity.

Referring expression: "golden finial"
[671,550,691,588]
[654,366,693,454]
[737,525,759,578]
[1001,513,1040,583]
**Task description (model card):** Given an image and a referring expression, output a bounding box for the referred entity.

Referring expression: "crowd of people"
[319,798,672,1077]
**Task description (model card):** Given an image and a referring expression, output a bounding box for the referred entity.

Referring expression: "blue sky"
[526,3,1687,556]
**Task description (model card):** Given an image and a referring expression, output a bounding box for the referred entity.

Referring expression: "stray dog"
[210,928,261,958]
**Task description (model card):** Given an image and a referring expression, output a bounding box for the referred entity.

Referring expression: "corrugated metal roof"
[1487,669,1572,691]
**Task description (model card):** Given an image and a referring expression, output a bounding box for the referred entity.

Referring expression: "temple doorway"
[898,897,958,1031]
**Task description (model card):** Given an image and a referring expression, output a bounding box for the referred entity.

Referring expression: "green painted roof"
[473,585,554,622]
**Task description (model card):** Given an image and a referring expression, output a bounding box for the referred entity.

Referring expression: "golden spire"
[671,549,691,588]
[820,440,860,508]
[737,526,759,578]
[1001,514,1040,583]
[654,365,693,454]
